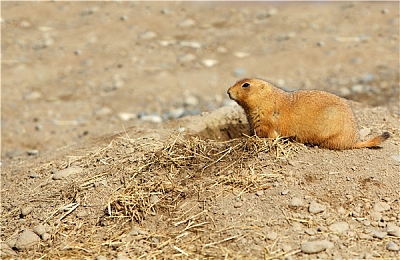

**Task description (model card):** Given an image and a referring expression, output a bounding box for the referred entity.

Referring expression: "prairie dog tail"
[354,132,390,148]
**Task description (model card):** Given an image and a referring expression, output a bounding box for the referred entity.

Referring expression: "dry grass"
[2,132,302,259]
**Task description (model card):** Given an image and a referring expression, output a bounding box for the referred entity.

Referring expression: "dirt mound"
[1,104,399,259]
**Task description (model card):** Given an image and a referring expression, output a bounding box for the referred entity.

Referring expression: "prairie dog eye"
[241,82,250,88]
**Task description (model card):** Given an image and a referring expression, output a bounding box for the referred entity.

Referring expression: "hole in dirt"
[178,105,251,141]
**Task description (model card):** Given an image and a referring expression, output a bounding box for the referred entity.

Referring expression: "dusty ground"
[1,1,399,259]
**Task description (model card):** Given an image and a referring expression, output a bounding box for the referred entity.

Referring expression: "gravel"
[373,202,391,212]
[289,197,304,207]
[385,223,400,237]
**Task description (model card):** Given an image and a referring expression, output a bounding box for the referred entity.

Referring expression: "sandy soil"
[1,2,399,259]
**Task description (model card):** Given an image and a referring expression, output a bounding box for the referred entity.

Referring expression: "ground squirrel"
[227,78,390,150]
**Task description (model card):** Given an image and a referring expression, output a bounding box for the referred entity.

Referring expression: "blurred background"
[1,1,398,159]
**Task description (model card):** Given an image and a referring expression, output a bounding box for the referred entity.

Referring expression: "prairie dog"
[227,78,390,150]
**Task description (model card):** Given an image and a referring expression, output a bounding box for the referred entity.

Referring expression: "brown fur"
[227,78,390,150]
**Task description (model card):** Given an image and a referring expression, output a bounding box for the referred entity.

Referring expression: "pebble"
[138,114,163,123]
[0,243,17,256]
[166,108,185,120]
[178,53,196,63]
[27,150,39,156]
[184,95,199,107]
[20,206,33,217]
[351,84,364,93]
[94,107,112,116]
[52,166,83,180]
[233,52,250,58]
[201,59,218,67]
[24,91,42,100]
[41,233,51,241]
[329,222,349,234]
[309,201,326,214]
[386,241,399,251]
[385,223,400,237]
[369,211,382,221]
[368,228,387,239]
[118,112,136,121]
[255,190,264,196]
[390,154,400,162]
[178,18,196,27]
[15,229,40,251]
[266,232,278,240]
[281,190,289,195]
[361,73,375,83]
[179,41,201,49]
[359,128,371,139]
[373,202,390,212]
[116,255,131,260]
[129,226,147,236]
[233,68,246,77]
[289,197,304,207]
[139,31,157,40]
[233,202,243,208]
[300,240,334,254]
[96,256,107,260]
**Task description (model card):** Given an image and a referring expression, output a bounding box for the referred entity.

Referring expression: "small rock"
[0,243,17,257]
[359,128,371,139]
[309,201,326,213]
[178,19,196,27]
[150,195,159,205]
[390,154,400,162]
[202,59,218,67]
[255,190,264,196]
[52,166,83,180]
[368,228,387,239]
[139,114,163,123]
[94,107,112,116]
[281,190,289,195]
[167,108,185,119]
[179,41,201,48]
[370,211,382,221]
[233,52,250,58]
[24,91,42,100]
[139,31,157,40]
[184,95,199,107]
[120,15,128,21]
[289,197,304,207]
[317,41,325,46]
[373,202,390,212]
[301,240,334,254]
[358,233,373,240]
[41,233,51,241]
[329,222,349,234]
[21,206,33,217]
[381,9,389,14]
[74,49,82,55]
[118,112,136,121]
[386,241,399,251]
[116,255,131,260]
[178,53,196,63]
[96,256,107,260]
[351,84,364,93]
[129,226,147,236]
[27,150,39,156]
[233,68,246,77]
[33,224,46,236]
[281,243,292,252]
[385,223,400,237]
[266,232,278,240]
[305,229,316,235]
[233,202,243,208]
[15,229,40,251]
[361,73,375,83]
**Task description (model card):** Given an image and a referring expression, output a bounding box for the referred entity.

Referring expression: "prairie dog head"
[227,78,274,110]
